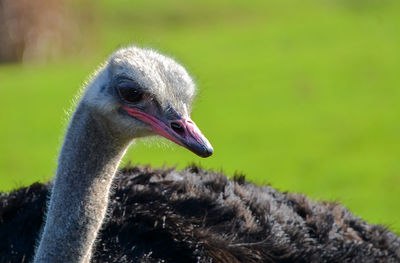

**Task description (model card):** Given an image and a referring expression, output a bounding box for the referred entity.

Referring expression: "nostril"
[170,122,185,136]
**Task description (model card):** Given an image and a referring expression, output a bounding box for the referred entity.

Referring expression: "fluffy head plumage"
[80,47,193,134]
[79,45,213,157]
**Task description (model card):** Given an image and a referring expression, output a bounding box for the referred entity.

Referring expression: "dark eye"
[117,86,143,103]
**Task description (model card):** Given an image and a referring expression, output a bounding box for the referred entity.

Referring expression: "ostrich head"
[81,46,213,157]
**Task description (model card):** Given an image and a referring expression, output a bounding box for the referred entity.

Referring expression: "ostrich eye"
[117,86,143,103]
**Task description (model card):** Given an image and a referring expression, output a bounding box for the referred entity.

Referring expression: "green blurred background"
[0,0,399,232]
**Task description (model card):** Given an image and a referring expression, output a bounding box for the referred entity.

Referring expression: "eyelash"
[117,85,143,103]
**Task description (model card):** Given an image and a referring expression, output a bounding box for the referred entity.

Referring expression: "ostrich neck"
[34,103,130,263]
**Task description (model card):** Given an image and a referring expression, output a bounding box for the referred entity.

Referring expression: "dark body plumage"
[1,165,399,263]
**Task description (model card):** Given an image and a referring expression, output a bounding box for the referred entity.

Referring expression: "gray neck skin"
[34,103,130,263]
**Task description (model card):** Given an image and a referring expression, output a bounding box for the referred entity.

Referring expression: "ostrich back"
[0,165,399,263]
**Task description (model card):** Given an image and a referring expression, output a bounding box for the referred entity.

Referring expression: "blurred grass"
[1,0,399,232]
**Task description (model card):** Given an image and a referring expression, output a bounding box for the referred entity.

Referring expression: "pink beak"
[123,106,213,158]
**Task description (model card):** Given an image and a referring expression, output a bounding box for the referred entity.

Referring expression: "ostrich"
[0,46,400,263]
[32,46,213,263]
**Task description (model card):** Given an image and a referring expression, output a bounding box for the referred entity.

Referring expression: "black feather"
[0,165,399,263]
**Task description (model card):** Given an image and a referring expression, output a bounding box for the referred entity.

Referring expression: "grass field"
[1,0,399,232]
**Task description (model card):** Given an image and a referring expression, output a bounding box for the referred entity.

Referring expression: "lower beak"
[123,107,213,158]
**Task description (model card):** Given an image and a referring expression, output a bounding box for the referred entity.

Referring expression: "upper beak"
[123,107,213,158]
